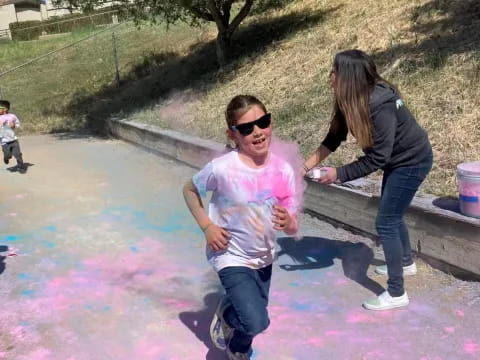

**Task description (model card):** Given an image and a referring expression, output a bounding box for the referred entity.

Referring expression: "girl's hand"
[204,223,230,251]
[318,167,338,185]
[272,204,296,233]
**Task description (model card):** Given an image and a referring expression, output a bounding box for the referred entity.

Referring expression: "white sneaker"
[363,291,409,311]
[375,263,417,276]
[210,296,233,350]
[227,347,251,360]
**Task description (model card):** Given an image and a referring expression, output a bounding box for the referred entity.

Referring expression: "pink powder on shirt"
[0,114,18,125]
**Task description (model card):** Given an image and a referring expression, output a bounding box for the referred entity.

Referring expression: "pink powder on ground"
[304,337,325,347]
[20,347,52,360]
[1,237,205,359]
[133,339,164,357]
[346,312,371,324]
[334,278,348,286]
[444,327,455,334]
[464,340,479,354]
[325,330,343,336]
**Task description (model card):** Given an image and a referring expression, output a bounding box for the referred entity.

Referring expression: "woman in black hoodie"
[303,49,433,310]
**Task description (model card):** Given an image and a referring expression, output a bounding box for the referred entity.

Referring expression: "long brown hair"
[330,50,394,149]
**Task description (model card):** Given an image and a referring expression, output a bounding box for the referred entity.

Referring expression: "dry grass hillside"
[1,0,479,196]
[119,0,479,196]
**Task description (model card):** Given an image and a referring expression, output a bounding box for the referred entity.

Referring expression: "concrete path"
[1,135,479,360]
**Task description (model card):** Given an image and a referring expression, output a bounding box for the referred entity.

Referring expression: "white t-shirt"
[193,150,297,272]
[0,114,20,145]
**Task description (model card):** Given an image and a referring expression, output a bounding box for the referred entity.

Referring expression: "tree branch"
[229,0,254,33]
[221,0,234,24]
[181,1,215,22]
[206,0,227,31]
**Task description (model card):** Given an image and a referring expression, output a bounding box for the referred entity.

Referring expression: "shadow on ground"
[55,7,339,134]
[50,130,107,141]
[6,162,34,174]
[179,291,227,360]
[0,245,8,275]
[277,236,385,295]
[373,0,480,71]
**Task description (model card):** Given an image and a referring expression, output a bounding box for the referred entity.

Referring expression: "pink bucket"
[457,161,480,218]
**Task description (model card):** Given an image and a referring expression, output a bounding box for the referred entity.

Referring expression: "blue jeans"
[376,152,433,297]
[218,265,272,354]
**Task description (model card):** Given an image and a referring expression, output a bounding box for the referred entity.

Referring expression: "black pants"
[2,140,24,166]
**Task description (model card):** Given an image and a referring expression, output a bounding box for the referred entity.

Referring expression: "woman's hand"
[204,223,230,251]
[318,167,338,184]
[272,205,297,234]
[302,145,332,177]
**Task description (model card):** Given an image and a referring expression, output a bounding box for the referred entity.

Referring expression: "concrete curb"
[108,118,480,278]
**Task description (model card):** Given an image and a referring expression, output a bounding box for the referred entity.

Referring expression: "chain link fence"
[8,10,128,41]
[0,18,177,134]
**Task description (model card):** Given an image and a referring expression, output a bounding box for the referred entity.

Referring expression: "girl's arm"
[272,205,298,235]
[183,179,212,230]
[183,179,229,251]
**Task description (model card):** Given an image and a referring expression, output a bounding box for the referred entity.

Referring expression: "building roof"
[0,0,42,6]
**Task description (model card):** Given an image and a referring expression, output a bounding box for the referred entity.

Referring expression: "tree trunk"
[216,29,232,67]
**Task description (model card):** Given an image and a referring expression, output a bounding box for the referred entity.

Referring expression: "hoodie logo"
[396,99,404,109]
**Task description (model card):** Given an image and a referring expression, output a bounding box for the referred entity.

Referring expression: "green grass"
[0,0,479,197]
[0,21,210,133]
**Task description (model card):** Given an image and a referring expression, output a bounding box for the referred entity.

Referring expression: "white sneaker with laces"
[209,296,233,350]
[375,263,417,276]
[363,291,409,311]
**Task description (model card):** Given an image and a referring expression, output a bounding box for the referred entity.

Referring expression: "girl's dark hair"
[331,49,396,149]
[225,95,267,128]
[0,100,10,110]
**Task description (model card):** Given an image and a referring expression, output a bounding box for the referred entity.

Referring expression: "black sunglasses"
[231,113,271,136]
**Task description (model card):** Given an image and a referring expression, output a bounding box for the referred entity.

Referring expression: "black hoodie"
[321,83,432,183]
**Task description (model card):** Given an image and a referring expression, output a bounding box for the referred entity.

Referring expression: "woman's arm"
[303,115,348,175]
[302,145,332,175]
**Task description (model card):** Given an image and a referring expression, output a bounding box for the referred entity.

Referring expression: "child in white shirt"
[0,100,25,173]
[183,95,298,360]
